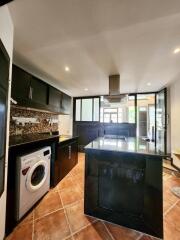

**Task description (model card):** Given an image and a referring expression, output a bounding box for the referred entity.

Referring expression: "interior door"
[155,88,167,154]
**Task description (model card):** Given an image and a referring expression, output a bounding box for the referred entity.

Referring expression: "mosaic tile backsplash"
[10,106,59,136]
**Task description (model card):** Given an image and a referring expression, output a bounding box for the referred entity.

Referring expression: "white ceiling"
[8,0,180,96]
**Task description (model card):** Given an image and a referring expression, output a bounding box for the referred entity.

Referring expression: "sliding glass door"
[155,89,167,154]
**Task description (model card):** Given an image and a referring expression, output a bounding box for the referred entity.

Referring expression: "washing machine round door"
[26,159,49,192]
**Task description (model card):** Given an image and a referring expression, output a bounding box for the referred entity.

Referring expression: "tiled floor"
[7,153,180,240]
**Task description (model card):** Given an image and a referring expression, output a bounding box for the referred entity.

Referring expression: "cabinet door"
[30,76,48,105]
[70,141,78,167]
[48,86,61,112]
[60,92,71,114]
[11,65,31,101]
[57,144,69,180]
[57,140,78,182]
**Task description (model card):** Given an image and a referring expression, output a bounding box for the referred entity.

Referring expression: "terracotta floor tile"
[66,200,96,233]
[163,200,172,213]
[71,164,84,176]
[163,188,179,205]
[34,209,71,240]
[73,172,85,183]
[57,176,74,191]
[105,222,141,240]
[60,186,83,206]
[73,221,112,240]
[20,210,33,226]
[6,222,32,240]
[50,186,58,192]
[34,191,62,219]
[164,219,180,240]
[165,204,180,231]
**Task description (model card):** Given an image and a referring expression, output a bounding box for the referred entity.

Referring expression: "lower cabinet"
[52,138,78,186]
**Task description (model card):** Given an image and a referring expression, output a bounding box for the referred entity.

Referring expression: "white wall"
[58,99,73,135]
[0,6,13,240]
[58,114,72,135]
[170,79,180,169]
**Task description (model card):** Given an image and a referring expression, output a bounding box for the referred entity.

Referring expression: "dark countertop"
[85,136,165,156]
[9,133,60,148]
[9,133,78,148]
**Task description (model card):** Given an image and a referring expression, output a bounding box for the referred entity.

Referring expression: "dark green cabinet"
[52,138,78,186]
[60,92,71,114]
[11,65,71,113]
[11,65,31,103]
[48,86,61,112]
[30,76,48,106]
[84,149,163,239]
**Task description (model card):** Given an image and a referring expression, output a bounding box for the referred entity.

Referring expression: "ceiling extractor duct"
[109,74,120,96]
[107,74,126,102]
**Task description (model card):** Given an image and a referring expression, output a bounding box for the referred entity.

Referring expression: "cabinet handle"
[31,87,33,99]
[28,87,31,99]
[68,145,71,159]
[29,86,33,99]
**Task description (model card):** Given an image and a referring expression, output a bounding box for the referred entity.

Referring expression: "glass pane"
[156,90,166,152]
[111,113,117,123]
[75,99,81,121]
[31,165,45,186]
[100,95,135,123]
[104,113,110,123]
[93,98,99,121]
[137,94,155,139]
[82,98,93,121]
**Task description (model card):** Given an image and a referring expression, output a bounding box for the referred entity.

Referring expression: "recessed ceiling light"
[147,82,151,86]
[84,88,88,91]
[65,66,70,72]
[174,48,180,54]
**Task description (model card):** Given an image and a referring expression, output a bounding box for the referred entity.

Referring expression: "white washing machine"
[15,146,51,220]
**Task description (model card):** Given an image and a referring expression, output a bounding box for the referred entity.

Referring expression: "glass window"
[137,94,155,139]
[93,98,99,121]
[81,98,93,121]
[75,99,81,121]
[100,95,135,123]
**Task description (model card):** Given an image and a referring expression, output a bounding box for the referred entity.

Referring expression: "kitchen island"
[84,136,164,239]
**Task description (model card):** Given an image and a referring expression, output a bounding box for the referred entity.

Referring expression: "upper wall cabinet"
[61,92,71,115]
[48,86,61,112]
[11,65,31,104]
[30,76,48,106]
[11,65,71,114]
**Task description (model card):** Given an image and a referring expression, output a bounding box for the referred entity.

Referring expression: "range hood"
[109,74,120,96]
[107,74,126,102]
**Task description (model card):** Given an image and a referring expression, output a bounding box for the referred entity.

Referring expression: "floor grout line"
[101,221,115,240]
[58,190,74,240]
[164,199,180,216]
[70,219,99,237]
[34,206,64,221]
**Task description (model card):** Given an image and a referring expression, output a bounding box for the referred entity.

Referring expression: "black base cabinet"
[84,149,163,239]
[51,137,78,186]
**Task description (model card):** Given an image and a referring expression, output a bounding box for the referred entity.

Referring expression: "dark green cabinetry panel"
[84,150,163,239]
[52,138,78,186]
[30,76,48,105]
[11,65,31,103]
[11,65,71,113]
[48,86,61,112]
[61,92,71,114]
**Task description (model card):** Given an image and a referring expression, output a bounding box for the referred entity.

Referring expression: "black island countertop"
[9,133,78,148]
[85,136,165,156]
